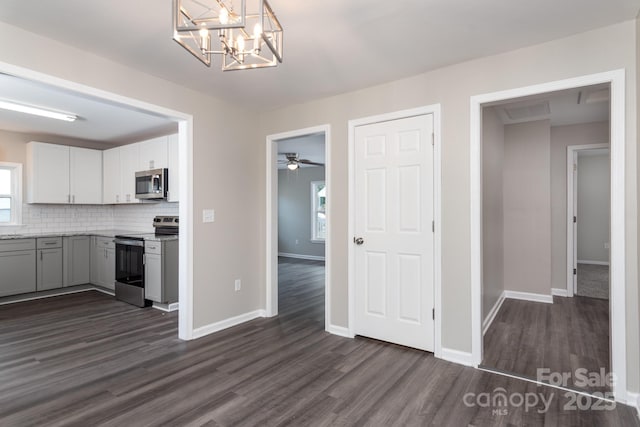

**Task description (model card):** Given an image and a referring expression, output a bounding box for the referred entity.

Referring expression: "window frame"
[0,162,23,226]
[310,180,326,243]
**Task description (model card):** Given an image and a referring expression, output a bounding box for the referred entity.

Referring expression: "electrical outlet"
[604,242,610,250]
[295,239,299,245]
[234,279,241,291]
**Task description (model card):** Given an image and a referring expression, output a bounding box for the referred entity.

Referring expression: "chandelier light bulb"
[253,23,262,51]
[237,34,245,52]
[219,7,229,25]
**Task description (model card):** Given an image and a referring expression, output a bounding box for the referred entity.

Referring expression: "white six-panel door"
[354,114,435,352]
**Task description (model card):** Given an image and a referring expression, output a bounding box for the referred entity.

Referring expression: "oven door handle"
[114,239,145,247]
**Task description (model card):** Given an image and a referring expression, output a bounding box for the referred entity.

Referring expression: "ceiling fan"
[278,152,324,170]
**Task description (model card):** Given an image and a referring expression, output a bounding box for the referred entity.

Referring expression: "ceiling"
[0,73,177,145]
[489,84,610,126]
[276,133,325,169]
[0,0,638,112]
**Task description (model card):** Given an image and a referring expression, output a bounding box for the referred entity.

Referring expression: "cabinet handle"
[72,195,75,204]
[67,194,70,203]
[43,242,56,245]
[116,194,120,203]
[40,251,43,260]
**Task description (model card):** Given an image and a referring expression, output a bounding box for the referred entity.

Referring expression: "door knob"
[354,237,364,245]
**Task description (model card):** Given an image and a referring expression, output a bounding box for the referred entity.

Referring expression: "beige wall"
[549,122,609,290]
[0,21,264,329]
[481,107,504,316]
[503,120,551,295]
[258,21,639,391]
[577,152,611,263]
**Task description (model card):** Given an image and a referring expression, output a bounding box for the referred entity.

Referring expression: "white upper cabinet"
[120,143,140,204]
[138,136,168,171]
[26,142,102,204]
[70,147,102,204]
[103,144,140,204]
[167,134,179,203]
[102,147,121,204]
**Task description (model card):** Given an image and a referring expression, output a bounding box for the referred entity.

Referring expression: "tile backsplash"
[0,202,178,234]
[113,202,179,233]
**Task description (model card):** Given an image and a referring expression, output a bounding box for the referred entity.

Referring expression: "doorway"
[470,70,626,401]
[266,125,331,330]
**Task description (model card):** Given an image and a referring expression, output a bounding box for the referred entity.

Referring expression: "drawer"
[0,238,36,252]
[145,241,161,255]
[96,237,115,250]
[37,237,63,249]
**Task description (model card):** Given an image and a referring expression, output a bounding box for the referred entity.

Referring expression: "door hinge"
[573,163,577,172]
[432,221,435,232]
[573,268,577,275]
[431,133,434,146]
[573,216,577,223]
[432,308,435,320]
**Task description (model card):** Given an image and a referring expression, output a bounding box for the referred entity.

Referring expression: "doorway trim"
[265,124,331,332]
[347,104,443,358]
[566,144,609,297]
[0,60,195,340]
[470,69,626,401]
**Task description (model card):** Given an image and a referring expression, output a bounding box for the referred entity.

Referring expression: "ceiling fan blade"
[298,159,325,166]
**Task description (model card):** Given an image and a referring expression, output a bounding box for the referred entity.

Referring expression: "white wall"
[577,151,611,263]
[258,21,639,392]
[503,120,552,296]
[482,107,504,317]
[550,122,609,289]
[278,167,325,258]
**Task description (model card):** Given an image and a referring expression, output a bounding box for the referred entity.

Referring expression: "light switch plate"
[203,209,215,223]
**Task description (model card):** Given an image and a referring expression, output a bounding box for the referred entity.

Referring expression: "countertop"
[0,230,178,242]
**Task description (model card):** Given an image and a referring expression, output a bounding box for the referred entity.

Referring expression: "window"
[311,181,326,242]
[0,162,22,225]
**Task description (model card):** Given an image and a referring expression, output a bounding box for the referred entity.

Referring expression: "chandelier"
[172,0,283,71]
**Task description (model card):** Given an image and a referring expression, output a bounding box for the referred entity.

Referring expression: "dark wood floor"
[482,296,611,394]
[0,260,637,426]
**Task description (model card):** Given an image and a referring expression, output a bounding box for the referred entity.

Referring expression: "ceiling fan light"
[287,161,299,171]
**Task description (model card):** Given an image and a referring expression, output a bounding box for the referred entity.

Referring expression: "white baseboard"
[577,260,610,266]
[192,309,266,339]
[91,287,115,296]
[153,302,179,312]
[326,324,354,338]
[482,291,505,336]
[551,288,568,297]
[278,252,326,261]
[440,348,475,367]
[626,391,640,418]
[504,290,553,304]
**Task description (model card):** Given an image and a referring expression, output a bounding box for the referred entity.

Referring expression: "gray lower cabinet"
[91,236,115,290]
[37,237,63,291]
[63,236,91,287]
[144,239,178,304]
[0,239,36,297]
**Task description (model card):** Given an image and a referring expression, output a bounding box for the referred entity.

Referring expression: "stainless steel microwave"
[135,168,168,200]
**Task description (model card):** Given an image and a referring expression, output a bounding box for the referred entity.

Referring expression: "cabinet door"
[37,248,63,291]
[120,144,140,203]
[167,134,179,203]
[90,237,100,285]
[104,248,116,290]
[63,236,91,287]
[70,147,102,204]
[0,250,36,296]
[138,136,168,170]
[103,147,121,204]
[145,253,162,302]
[26,142,70,204]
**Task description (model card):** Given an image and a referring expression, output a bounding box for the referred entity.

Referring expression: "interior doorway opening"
[266,125,330,331]
[471,71,626,401]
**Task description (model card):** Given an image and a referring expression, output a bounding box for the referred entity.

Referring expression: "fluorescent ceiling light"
[0,100,77,122]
